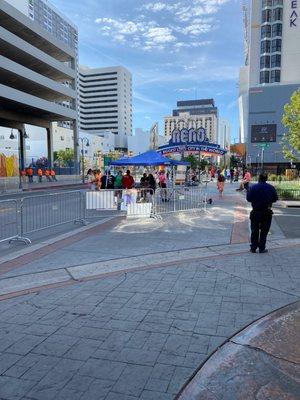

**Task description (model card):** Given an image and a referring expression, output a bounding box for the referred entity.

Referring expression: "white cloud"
[142,2,178,12]
[144,27,176,45]
[94,0,230,52]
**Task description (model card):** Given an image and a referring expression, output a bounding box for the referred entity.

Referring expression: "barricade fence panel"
[21,191,82,235]
[84,188,154,219]
[0,199,19,243]
[0,187,207,244]
[153,187,207,215]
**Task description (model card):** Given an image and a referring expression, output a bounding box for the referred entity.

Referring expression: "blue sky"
[52,0,243,142]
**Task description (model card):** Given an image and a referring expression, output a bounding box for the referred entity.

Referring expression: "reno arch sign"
[290,0,298,27]
[157,128,228,156]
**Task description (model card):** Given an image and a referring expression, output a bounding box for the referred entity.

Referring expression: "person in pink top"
[158,170,168,201]
[243,170,252,191]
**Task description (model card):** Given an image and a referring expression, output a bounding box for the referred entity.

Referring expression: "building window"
[262,9,271,23]
[270,69,281,83]
[262,0,272,7]
[271,54,281,68]
[273,8,283,22]
[260,55,270,69]
[261,25,271,39]
[260,70,270,84]
[261,40,271,53]
[273,0,283,6]
[271,38,282,52]
[272,23,282,37]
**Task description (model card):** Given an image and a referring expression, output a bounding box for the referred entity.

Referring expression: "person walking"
[50,169,57,182]
[37,168,43,183]
[217,173,225,198]
[247,173,278,254]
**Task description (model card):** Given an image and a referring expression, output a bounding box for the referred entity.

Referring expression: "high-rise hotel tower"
[239,0,300,170]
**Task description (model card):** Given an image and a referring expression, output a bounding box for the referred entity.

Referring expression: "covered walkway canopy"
[109,150,190,167]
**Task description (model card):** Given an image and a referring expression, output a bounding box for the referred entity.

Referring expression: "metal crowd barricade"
[20,191,83,235]
[0,199,19,243]
[153,187,207,215]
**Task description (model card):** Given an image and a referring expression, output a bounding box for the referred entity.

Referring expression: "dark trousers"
[250,209,273,251]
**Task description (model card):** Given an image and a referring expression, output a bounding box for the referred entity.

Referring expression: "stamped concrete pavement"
[0,184,299,399]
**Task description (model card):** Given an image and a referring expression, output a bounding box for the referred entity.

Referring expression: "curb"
[176,299,300,399]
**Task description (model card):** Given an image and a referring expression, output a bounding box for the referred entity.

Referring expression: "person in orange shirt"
[50,169,57,182]
[94,169,102,190]
[45,169,52,182]
[26,167,34,183]
[37,168,43,183]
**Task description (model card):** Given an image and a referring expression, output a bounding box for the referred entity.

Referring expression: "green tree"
[183,155,198,170]
[230,155,239,168]
[282,88,300,161]
[54,149,74,166]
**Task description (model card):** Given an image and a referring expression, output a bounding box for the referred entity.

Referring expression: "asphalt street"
[274,207,300,238]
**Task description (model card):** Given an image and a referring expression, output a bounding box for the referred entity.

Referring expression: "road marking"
[274,214,300,217]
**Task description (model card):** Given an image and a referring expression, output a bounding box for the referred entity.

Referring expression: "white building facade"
[79,66,132,151]
[164,100,218,143]
[239,0,300,169]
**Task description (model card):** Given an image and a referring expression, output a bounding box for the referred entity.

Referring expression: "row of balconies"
[0,0,77,123]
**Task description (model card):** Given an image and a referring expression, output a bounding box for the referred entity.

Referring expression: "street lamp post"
[9,129,29,190]
[77,137,90,184]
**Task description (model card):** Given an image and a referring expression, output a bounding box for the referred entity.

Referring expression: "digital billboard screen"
[251,124,276,143]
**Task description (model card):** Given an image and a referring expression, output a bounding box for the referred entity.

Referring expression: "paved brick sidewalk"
[0,244,299,400]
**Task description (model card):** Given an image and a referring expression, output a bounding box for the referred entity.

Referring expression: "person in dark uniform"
[246,173,278,253]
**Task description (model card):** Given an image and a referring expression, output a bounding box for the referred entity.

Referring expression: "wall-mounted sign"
[290,0,298,27]
[251,124,277,143]
[157,128,227,156]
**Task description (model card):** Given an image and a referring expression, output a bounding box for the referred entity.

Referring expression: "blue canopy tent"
[109,150,190,167]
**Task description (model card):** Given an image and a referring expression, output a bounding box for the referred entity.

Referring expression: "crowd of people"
[20,167,58,183]
[209,166,252,198]
[85,168,171,192]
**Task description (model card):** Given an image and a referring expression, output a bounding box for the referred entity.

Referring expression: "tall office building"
[218,119,231,150]
[79,66,132,150]
[164,99,218,143]
[0,0,78,170]
[239,0,300,169]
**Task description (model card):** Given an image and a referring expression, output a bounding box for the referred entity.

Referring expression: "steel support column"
[46,125,53,169]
